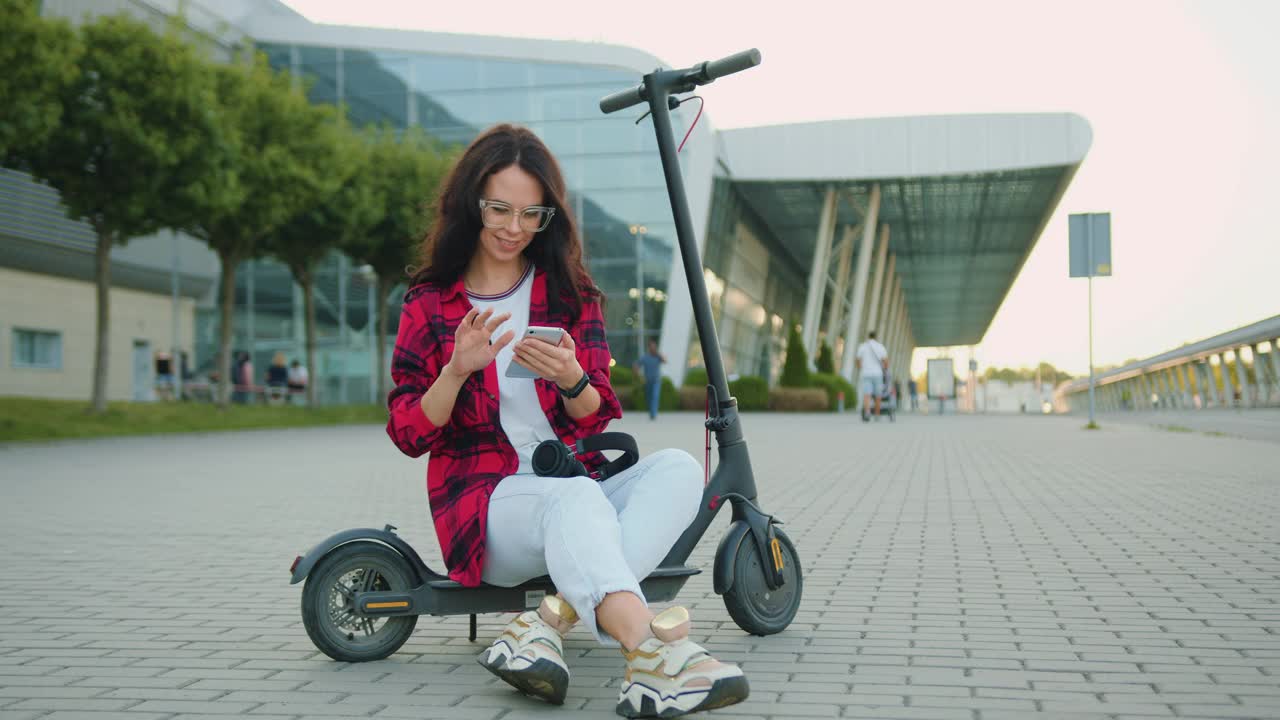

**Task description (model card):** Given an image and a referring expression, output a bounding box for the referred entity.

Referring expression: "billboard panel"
[927,358,955,398]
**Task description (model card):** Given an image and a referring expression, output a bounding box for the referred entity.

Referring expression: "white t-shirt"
[465,264,558,474]
[855,339,888,378]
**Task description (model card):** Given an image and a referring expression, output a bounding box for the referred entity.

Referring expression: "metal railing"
[1057,315,1280,411]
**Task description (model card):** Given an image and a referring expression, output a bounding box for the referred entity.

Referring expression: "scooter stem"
[643,75,734,417]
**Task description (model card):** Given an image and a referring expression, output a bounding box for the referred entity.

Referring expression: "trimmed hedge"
[629,376,679,414]
[609,365,636,386]
[679,386,705,410]
[811,372,858,412]
[814,341,835,374]
[683,367,709,388]
[728,375,769,410]
[615,385,638,411]
[779,324,811,388]
[769,387,829,412]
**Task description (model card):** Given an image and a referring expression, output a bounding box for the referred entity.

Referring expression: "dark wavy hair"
[410,124,599,317]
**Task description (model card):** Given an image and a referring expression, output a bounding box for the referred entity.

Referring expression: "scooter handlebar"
[599,85,645,114]
[598,48,761,114]
[692,48,761,84]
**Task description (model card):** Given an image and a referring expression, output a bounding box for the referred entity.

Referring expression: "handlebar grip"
[599,85,645,114]
[702,48,761,82]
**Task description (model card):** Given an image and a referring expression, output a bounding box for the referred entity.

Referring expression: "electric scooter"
[289,48,802,663]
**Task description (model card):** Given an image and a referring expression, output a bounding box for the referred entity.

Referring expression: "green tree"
[261,114,362,407]
[982,362,1074,386]
[0,0,81,165]
[814,340,834,374]
[188,54,340,406]
[345,126,454,401]
[779,323,811,388]
[23,13,225,412]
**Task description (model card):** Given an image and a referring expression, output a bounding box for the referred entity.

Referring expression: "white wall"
[974,380,1054,414]
[0,267,194,402]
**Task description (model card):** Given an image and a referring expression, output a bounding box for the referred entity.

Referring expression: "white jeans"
[481,448,703,645]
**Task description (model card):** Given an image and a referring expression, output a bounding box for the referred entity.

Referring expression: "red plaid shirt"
[386,268,622,586]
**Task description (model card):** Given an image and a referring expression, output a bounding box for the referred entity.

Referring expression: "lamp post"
[629,224,647,359]
[356,264,377,405]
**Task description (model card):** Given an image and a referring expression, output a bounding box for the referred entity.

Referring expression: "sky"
[282,0,1280,377]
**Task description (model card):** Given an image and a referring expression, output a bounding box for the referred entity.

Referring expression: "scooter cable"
[676,96,705,153]
[631,95,705,154]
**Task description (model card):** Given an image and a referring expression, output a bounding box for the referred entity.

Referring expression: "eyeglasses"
[478,199,556,233]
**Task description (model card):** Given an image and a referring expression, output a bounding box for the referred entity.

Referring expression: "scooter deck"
[356,565,701,618]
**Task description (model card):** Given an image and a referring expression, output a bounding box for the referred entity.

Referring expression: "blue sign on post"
[1068,212,1111,428]
[1069,213,1112,278]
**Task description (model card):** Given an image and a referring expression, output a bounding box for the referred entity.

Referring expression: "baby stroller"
[862,369,897,422]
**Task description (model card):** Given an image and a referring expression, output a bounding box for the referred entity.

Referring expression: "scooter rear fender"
[289,527,441,585]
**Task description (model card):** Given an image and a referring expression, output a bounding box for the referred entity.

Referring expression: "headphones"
[531,432,639,480]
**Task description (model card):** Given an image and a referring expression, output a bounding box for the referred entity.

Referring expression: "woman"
[386,124,748,717]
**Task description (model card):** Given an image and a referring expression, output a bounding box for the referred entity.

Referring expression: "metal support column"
[883,285,905,382]
[801,186,838,362]
[1251,343,1272,405]
[897,311,912,387]
[825,224,858,369]
[880,275,902,368]
[1262,341,1280,404]
[1184,363,1200,408]
[864,225,890,341]
[1271,339,1280,404]
[898,316,913,385]
[338,254,349,405]
[1200,361,1218,408]
[1163,368,1179,408]
[1234,347,1252,408]
[840,184,882,380]
[1218,353,1235,407]
[875,254,896,345]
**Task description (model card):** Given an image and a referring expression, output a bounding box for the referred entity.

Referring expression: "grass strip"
[0,396,387,443]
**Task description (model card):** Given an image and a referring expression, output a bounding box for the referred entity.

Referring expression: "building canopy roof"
[721,113,1092,347]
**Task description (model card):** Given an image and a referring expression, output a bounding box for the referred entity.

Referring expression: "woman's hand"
[514,329,585,389]
[443,308,514,379]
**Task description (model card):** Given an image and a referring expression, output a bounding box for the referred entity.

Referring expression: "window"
[12,328,61,369]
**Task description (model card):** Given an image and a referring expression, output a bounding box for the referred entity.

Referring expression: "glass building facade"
[15,0,803,401]
[693,179,807,383]
[212,41,700,402]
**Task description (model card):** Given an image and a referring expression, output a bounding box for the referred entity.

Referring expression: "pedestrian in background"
[266,352,289,405]
[633,338,666,421]
[154,350,175,401]
[287,360,309,405]
[233,351,254,404]
[855,330,889,422]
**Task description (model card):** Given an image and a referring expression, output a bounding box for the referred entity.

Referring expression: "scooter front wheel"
[723,526,802,635]
[301,541,418,662]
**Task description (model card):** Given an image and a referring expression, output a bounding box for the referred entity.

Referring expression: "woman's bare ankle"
[595,591,653,651]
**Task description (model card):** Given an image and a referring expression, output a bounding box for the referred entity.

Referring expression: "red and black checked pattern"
[386,268,622,586]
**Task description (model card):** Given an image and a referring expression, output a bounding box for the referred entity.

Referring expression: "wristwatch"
[558,371,590,399]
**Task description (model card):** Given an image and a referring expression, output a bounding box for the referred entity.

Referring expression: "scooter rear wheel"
[301,541,418,662]
[723,526,802,635]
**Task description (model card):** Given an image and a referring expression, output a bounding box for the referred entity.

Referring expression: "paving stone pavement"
[1,411,1278,720]
[1087,409,1280,446]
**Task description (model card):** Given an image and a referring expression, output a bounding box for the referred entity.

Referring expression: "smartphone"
[505,326,565,379]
